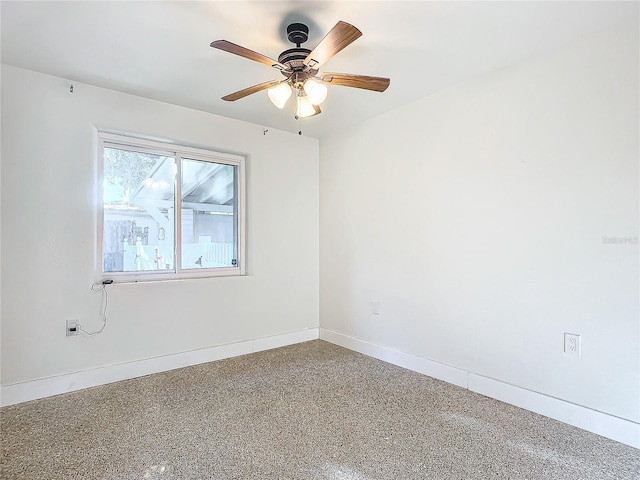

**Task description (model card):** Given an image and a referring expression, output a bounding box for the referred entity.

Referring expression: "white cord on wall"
[79,282,109,336]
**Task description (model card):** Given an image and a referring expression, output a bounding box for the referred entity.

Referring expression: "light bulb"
[303,79,328,106]
[296,95,317,118]
[267,83,292,109]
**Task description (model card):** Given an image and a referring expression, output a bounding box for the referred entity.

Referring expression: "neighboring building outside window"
[98,132,245,281]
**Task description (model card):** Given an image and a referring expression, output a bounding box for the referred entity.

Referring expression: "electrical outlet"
[564,333,580,356]
[371,300,381,315]
[66,319,79,336]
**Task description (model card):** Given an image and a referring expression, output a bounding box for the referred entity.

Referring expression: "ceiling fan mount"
[286,22,310,47]
[210,20,390,118]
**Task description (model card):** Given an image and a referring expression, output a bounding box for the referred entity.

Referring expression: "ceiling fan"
[210,21,390,119]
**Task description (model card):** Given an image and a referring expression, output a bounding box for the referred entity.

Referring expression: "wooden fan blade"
[313,105,321,116]
[222,79,286,102]
[319,73,390,92]
[303,21,362,69]
[211,40,288,71]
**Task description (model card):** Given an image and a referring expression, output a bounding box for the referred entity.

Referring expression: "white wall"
[1,65,319,386]
[320,23,639,423]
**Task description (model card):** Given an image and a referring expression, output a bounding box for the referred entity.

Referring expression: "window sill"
[101,268,245,284]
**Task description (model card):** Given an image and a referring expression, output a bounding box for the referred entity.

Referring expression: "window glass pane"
[103,147,175,273]
[181,159,237,269]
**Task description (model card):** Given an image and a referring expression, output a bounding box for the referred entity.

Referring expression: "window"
[98,132,245,281]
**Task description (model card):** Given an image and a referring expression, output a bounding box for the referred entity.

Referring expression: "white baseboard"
[4,326,638,449]
[319,327,469,388]
[319,328,640,449]
[468,374,640,449]
[1,328,319,408]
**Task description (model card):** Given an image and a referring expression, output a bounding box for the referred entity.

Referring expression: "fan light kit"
[211,21,390,119]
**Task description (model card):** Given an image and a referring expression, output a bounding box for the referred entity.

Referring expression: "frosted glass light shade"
[296,95,317,118]
[267,83,292,109]
[303,79,328,106]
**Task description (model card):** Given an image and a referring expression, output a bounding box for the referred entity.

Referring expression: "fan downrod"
[287,23,309,47]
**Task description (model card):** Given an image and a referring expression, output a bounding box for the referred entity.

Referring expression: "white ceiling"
[1,1,636,139]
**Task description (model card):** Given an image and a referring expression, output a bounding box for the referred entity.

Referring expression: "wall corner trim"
[1,328,319,407]
[319,328,640,449]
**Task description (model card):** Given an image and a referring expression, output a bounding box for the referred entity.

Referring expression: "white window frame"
[97,132,246,282]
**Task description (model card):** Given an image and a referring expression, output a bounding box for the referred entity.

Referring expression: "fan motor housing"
[278,48,318,77]
[278,47,311,70]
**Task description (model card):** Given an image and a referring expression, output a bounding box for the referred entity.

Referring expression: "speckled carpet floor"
[1,340,638,479]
